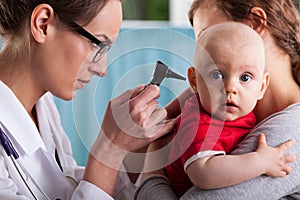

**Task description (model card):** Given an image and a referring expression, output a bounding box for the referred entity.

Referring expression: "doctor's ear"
[188,67,197,93]
[30,4,55,43]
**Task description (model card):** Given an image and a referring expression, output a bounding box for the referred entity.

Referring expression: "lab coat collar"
[0,81,46,156]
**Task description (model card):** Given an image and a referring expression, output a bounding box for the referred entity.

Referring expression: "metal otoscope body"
[148,60,186,86]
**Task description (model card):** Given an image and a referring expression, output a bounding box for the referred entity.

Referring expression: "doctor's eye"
[209,70,223,80]
[240,74,252,82]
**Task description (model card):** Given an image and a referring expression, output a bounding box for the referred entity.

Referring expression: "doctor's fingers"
[129,85,160,109]
[132,108,169,138]
[109,102,162,139]
[149,117,178,141]
[149,108,167,126]
[132,99,160,127]
[112,84,146,106]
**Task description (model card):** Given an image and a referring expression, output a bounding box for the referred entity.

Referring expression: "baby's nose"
[224,79,237,95]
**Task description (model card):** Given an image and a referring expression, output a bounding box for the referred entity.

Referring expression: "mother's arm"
[181,104,300,200]
[134,104,300,200]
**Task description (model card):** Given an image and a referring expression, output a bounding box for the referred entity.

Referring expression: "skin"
[0,0,177,196]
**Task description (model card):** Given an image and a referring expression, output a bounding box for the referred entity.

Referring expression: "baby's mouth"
[226,102,237,107]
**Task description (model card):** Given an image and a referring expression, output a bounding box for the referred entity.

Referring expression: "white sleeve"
[72,181,113,200]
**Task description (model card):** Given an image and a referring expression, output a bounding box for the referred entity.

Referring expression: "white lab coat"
[0,81,116,200]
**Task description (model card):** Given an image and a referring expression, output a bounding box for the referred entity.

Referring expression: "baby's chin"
[212,112,240,121]
[223,115,240,121]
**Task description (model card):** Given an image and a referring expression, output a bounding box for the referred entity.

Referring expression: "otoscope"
[148,60,186,86]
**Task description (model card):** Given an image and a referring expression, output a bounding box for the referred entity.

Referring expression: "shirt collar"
[0,81,46,156]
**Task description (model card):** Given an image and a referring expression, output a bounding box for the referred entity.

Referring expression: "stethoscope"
[0,123,52,200]
[0,117,78,200]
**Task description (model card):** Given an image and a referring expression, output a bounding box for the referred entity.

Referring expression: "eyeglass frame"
[68,21,112,63]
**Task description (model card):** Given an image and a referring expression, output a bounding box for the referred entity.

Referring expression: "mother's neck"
[254,34,300,122]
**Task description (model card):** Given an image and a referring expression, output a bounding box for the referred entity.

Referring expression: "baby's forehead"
[197,22,263,48]
[194,22,265,71]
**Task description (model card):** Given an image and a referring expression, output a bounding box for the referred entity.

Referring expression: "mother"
[135,0,300,199]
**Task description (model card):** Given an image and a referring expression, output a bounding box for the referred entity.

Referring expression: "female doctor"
[0,0,175,199]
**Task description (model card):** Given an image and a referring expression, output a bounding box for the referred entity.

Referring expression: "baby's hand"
[256,133,296,177]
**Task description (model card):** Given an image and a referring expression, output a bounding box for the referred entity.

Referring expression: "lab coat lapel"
[20,148,75,199]
[0,81,46,156]
[0,81,75,199]
[35,99,56,156]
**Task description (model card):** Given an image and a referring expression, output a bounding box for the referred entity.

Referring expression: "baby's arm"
[186,133,295,190]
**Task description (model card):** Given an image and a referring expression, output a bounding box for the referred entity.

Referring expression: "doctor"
[0,0,175,199]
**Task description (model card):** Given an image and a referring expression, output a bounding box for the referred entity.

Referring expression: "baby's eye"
[209,71,223,80]
[240,74,252,82]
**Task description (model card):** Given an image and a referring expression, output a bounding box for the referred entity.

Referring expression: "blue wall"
[54,26,195,165]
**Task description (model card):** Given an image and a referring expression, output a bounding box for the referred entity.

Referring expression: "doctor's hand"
[90,84,177,169]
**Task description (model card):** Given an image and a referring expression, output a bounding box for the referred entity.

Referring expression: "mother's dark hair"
[188,0,300,85]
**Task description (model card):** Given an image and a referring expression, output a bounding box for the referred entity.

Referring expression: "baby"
[166,22,293,197]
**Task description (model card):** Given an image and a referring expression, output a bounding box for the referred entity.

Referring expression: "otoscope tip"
[166,69,186,81]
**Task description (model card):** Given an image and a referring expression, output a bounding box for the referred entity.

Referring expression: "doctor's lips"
[77,79,90,88]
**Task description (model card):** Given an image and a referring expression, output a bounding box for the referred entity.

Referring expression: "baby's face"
[193,31,268,121]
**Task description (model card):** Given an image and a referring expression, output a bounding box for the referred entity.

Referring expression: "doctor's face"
[74,0,122,92]
[44,0,122,100]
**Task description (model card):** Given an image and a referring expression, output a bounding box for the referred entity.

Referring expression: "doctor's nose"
[89,54,108,77]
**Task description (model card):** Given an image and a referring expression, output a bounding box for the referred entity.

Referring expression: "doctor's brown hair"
[188,0,300,85]
[0,0,120,63]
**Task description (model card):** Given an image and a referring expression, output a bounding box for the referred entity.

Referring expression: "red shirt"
[166,94,256,197]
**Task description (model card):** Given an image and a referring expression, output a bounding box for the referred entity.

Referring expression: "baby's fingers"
[276,170,289,178]
[281,165,292,176]
[284,154,297,163]
[257,133,267,147]
[266,164,292,178]
[278,139,296,152]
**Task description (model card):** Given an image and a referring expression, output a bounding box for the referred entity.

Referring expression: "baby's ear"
[188,67,197,93]
[258,72,270,100]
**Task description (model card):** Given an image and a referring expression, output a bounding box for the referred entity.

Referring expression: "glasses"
[69,21,112,63]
